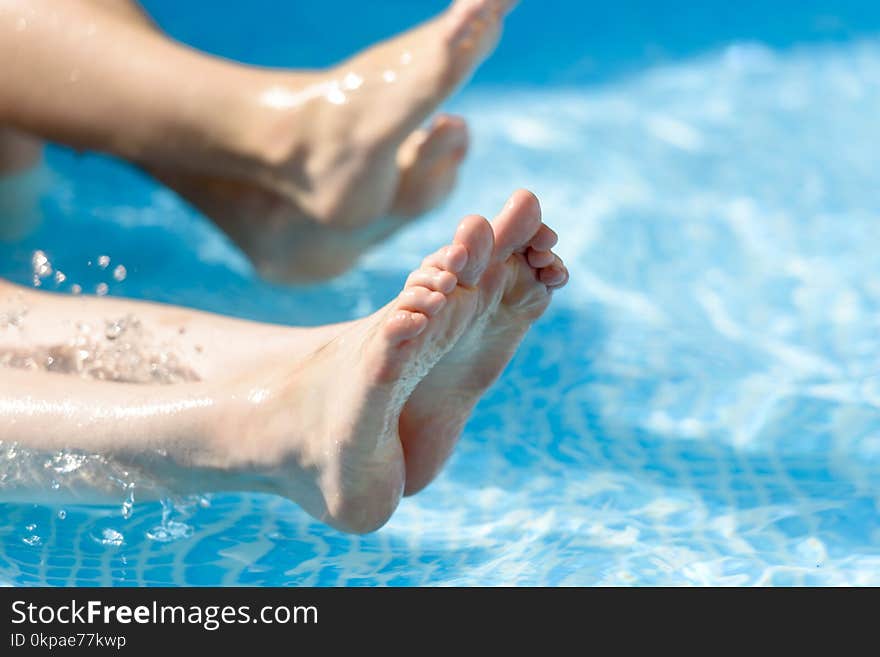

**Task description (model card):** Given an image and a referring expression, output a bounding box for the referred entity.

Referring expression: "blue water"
[2,0,880,585]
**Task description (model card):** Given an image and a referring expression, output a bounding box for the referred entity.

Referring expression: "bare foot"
[215,190,567,533]
[155,114,469,282]
[156,0,516,282]
[399,189,567,494]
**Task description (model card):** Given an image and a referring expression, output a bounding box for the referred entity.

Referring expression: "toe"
[422,115,470,162]
[526,247,556,269]
[538,255,569,289]
[423,243,469,274]
[385,310,429,343]
[406,266,458,294]
[452,0,519,14]
[397,115,469,171]
[449,0,519,53]
[529,224,558,252]
[392,116,469,219]
[453,214,495,286]
[399,286,447,316]
[491,189,543,259]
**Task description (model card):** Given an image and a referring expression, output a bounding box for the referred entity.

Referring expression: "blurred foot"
[156,0,516,282]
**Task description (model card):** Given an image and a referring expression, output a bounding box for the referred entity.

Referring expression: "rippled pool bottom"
[2,39,880,585]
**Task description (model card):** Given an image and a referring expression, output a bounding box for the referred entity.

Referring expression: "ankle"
[145,66,311,187]
[226,71,323,180]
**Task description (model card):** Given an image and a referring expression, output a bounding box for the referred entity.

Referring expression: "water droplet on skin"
[15,17,27,32]
[325,86,346,105]
[95,283,109,296]
[382,70,398,83]
[105,319,125,340]
[112,264,127,282]
[342,72,363,90]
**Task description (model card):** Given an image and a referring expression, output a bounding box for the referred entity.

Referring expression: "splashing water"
[0,312,200,384]
[2,37,880,585]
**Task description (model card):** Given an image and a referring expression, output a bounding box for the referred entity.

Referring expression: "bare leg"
[0,0,517,281]
[0,191,567,533]
[0,0,146,178]
[83,0,155,26]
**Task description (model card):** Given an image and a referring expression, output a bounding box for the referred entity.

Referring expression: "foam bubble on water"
[92,528,124,547]
[146,498,194,543]
[21,523,41,547]
[112,265,127,282]
[146,521,193,543]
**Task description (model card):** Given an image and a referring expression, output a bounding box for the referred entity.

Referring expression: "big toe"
[392,115,469,219]
[448,0,519,60]
[491,189,543,259]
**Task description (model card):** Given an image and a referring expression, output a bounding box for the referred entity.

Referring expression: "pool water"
[2,0,880,585]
